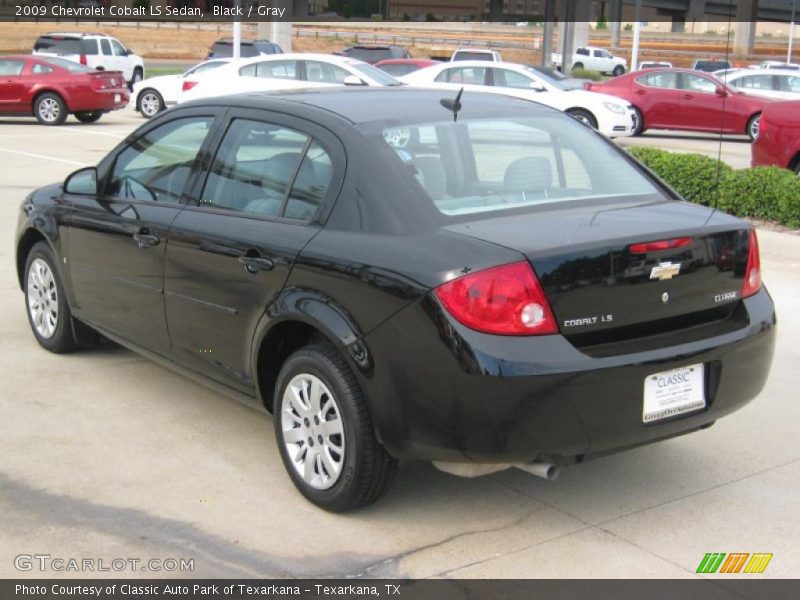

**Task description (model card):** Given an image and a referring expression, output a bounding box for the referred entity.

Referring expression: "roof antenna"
[440,87,464,122]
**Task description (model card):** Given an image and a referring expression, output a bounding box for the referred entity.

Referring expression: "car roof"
[229,53,367,67]
[41,32,104,38]
[184,87,553,125]
[429,60,526,70]
[214,38,272,44]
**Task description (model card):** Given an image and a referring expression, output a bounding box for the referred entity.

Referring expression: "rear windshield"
[344,47,391,62]
[39,56,93,73]
[34,36,95,55]
[375,116,663,218]
[349,62,403,86]
[211,42,257,58]
[694,60,730,71]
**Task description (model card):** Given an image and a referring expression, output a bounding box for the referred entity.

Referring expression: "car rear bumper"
[72,89,130,112]
[361,288,775,464]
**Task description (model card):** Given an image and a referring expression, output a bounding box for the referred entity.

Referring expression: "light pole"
[789,0,797,63]
[232,0,242,60]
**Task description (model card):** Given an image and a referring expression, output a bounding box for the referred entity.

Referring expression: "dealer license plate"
[114,94,121,103]
[643,364,706,423]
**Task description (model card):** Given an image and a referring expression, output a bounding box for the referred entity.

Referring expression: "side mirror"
[530,83,546,92]
[715,85,727,97]
[64,167,98,196]
[343,74,367,86]
[126,48,134,56]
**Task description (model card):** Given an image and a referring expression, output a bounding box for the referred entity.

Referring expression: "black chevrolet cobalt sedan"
[16,88,775,510]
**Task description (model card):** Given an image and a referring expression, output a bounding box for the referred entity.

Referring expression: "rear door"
[164,109,344,392]
[0,58,27,110]
[632,71,684,128]
[66,109,221,356]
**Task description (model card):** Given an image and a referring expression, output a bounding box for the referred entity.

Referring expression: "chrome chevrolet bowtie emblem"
[661,292,670,304]
[650,261,681,281]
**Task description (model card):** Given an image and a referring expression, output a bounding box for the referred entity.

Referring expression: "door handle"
[682,93,693,99]
[238,254,274,274]
[635,89,646,95]
[132,230,160,249]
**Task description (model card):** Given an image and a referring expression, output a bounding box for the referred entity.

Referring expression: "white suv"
[33,33,145,89]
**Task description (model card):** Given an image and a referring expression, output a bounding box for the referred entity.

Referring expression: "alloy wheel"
[140,92,161,117]
[38,98,60,123]
[280,373,345,490]
[27,258,58,339]
[750,116,761,141]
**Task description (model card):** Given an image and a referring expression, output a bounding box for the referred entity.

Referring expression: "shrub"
[627,147,733,206]
[570,68,606,81]
[627,147,800,228]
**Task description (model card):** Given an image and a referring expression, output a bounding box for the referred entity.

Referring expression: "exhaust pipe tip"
[516,461,560,481]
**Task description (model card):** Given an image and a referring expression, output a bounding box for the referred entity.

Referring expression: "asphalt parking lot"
[1,109,798,580]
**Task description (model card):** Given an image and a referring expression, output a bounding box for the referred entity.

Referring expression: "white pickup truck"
[552,46,627,76]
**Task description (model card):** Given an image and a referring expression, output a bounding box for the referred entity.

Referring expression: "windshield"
[350,62,403,86]
[530,65,568,81]
[376,116,662,218]
[40,56,93,73]
[523,66,567,90]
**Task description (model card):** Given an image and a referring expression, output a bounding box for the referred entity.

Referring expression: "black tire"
[33,92,67,126]
[612,65,625,76]
[747,113,761,142]
[137,88,164,119]
[632,107,645,136]
[23,242,77,353]
[567,108,598,130]
[573,62,584,71]
[74,111,102,123]
[274,343,397,512]
[129,67,143,91]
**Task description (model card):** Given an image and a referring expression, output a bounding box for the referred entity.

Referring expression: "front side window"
[0,60,24,76]
[376,116,661,218]
[200,119,332,220]
[110,39,127,57]
[108,117,214,203]
[680,73,717,93]
[304,61,349,83]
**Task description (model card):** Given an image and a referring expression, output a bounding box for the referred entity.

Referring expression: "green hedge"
[570,68,607,81]
[628,146,800,228]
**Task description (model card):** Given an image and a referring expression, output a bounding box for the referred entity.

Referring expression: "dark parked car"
[16,88,775,511]
[207,38,283,59]
[692,59,732,72]
[374,58,438,77]
[586,68,771,140]
[0,55,129,125]
[335,44,410,64]
[751,99,800,173]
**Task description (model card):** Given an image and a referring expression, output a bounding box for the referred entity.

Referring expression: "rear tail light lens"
[629,237,693,254]
[182,81,198,92]
[79,54,87,66]
[435,261,558,336]
[742,229,762,298]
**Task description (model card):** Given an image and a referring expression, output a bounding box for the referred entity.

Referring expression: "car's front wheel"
[274,344,397,512]
[137,89,164,119]
[632,107,645,135]
[34,93,67,126]
[24,242,77,353]
[612,65,625,76]
[74,111,103,123]
[567,108,598,130]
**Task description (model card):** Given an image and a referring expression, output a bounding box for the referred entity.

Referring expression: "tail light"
[742,229,762,298]
[435,261,558,336]
[182,81,198,92]
[79,54,87,66]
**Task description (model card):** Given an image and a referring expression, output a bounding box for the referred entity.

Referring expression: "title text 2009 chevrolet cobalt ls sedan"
[16,88,775,511]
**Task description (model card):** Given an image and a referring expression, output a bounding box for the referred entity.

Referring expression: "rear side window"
[201,119,332,220]
[240,60,297,79]
[0,60,25,76]
[636,71,678,89]
[34,36,83,55]
[31,63,54,75]
[100,39,112,55]
[435,66,487,85]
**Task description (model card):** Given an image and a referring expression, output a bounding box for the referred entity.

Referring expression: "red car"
[374,58,439,77]
[751,100,800,173]
[586,68,771,140]
[0,55,129,126]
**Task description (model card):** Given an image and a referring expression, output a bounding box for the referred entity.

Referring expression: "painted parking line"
[0,147,88,166]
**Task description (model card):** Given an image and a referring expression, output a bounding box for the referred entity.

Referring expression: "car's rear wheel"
[274,344,397,512]
[567,108,598,130]
[137,89,164,119]
[34,93,67,126]
[74,111,102,123]
[24,242,77,353]
[612,65,625,76]
[747,113,761,142]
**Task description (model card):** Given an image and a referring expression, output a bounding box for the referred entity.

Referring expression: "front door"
[66,112,219,356]
[164,111,343,393]
[678,72,728,132]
